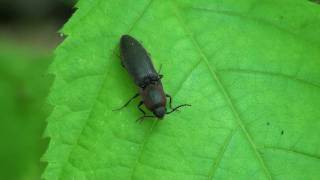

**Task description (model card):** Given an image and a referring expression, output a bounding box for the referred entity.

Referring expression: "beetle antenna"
[166,104,191,114]
[136,115,157,123]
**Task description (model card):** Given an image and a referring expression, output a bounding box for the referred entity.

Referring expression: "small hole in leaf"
[281,130,284,135]
[267,122,270,126]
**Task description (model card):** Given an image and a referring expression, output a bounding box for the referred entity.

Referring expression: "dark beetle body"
[120,35,167,118]
[120,35,159,88]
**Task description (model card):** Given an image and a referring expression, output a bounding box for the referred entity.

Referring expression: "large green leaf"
[43,0,320,179]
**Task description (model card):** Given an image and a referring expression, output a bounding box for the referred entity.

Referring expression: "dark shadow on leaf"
[309,0,320,4]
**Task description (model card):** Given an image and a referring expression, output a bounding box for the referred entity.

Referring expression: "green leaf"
[0,39,53,180]
[43,0,320,179]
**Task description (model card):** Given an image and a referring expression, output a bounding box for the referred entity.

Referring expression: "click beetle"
[114,35,191,122]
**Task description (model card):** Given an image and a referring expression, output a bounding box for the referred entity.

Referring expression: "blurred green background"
[0,1,75,179]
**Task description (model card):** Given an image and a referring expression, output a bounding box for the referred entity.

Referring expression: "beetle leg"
[136,103,157,123]
[136,100,158,123]
[166,94,173,109]
[137,101,145,115]
[157,64,163,80]
[113,93,139,111]
[120,60,125,67]
[136,101,146,123]
[136,115,146,123]
[158,64,163,74]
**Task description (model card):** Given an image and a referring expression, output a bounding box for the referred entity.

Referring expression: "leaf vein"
[173,3,273,180]
[220,68,320,89]
[208,129,235,180]
[57,62,113,179]
[263,146,320,160]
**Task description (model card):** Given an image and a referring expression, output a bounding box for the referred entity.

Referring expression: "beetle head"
[153,106,166,119]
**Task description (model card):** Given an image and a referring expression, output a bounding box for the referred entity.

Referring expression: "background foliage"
[0,1,73,179]
[0,40,52,180]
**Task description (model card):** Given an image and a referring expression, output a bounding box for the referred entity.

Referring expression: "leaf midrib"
[173,2,272,179]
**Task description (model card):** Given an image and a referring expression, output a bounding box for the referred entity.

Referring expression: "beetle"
[114,34,191,122]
